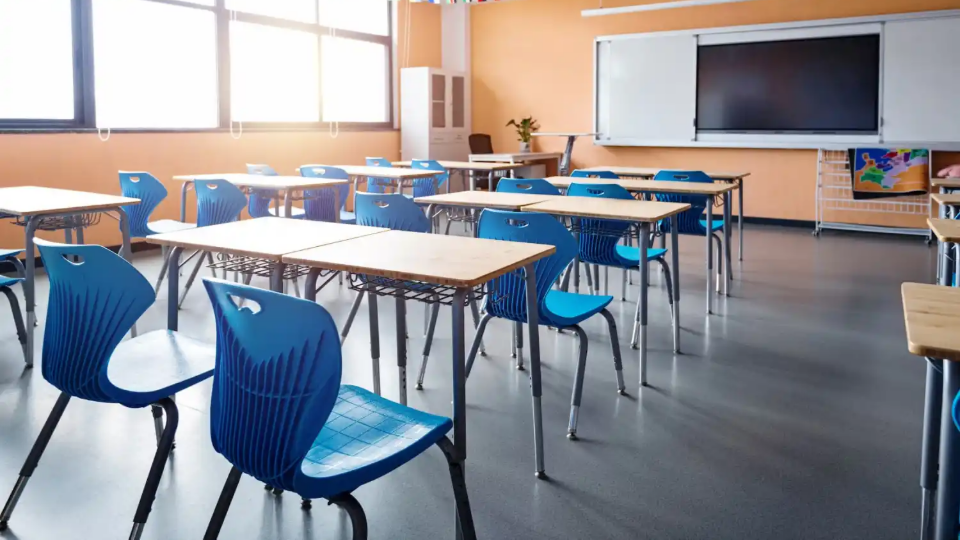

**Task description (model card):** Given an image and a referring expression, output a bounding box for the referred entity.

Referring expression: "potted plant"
[507,117,540,153]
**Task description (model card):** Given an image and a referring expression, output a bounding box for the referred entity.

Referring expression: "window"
[93,0,219,128]
[0,0,393,130]
[0,0,76,121]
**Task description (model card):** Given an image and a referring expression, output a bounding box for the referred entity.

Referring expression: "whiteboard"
[596,35,697,143]
[882,18,960,143]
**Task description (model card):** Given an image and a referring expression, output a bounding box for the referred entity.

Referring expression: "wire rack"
[346,273,501,307]
[207,256,314,281]
[815,149,931,237]
[13,213,102,231]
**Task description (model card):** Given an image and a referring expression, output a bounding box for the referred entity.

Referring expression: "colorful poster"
[848,148,930,200]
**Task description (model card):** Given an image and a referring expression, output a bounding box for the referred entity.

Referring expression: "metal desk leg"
[334,188,340,224]
[671,217,681,354]
[938,187,947,283]
[737,179,744,262]
[723,192,732,297]
[560,136,575,176]
[22,218,40,367]
[305,269,319,302]
[180,181,190,223]
[522,263,545,478]
[922,358,943,540]
[934,360,960,540]
[706,199,714,315]
[269,264,285,293]
[117,208,138,338]
[166,247,183,332]
[451,288,468,464]
[636,223,650,386]
[283,191,293,220]
[396,296,407,406]
[369,292,381,395]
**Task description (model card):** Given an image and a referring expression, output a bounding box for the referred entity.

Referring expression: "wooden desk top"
[172,174,348,190]
[331,166,438,179]
[282,230,555,288]
[522,197,690,223]
[577,166,751,181]
[932,177,960,189]
[903,282,960,361]
[932,193,960,207]
[929,218,960,243]
[392,161,523,172]
[0,186,140,217]
[146,218,386,261]
[545,176,737,195]
[415,191,562,210]
[469,152,563,163]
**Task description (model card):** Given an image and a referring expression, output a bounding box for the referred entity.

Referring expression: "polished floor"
[0,225,938,539]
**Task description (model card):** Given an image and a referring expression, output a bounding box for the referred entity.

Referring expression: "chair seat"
[104,330,215,408]
[295,385,452,499]
[699,218,724,231]
[0,276,22,288]
[613,245,668,267]
[148,220,197,235]
[543,290,614,328]
[340,209,356,225]
[268,206,307,219]
[0,249,23,260]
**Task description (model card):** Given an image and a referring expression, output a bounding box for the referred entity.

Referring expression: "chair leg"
[583,262,593,293]
[468,292,486,356]
[0,287,29,366]
[655,259,678,354]
[0,392,71,530]
[151,404,164,446]
[340,290,364,344]
[206,252,217,278]
[423,302,429,337]
[328,493,368,540]
[178,251,207,309]
[436,437,478,540]
[630,266,644,350]
[598,309,626,395]
[292,277,301,298]
[444,218,454,236]
[566,325,589,440]
[417,297,441,390]
[129,397,178,540]
[368,292,381,396]
[514,321,524,371]
[202,467,242,540]
[621,269,627,301]
[465,313,493,378]
[712,233,723,293]
[154,246,171,295]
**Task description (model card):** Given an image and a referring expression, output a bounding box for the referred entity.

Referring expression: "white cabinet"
[401,67,470,161]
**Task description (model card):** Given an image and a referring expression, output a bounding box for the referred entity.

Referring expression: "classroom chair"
[364,157,394,194]
[468,134,493,155]
[653,170,725,290]
[246,163,306,219]
[198,278,477,540]
[409,159,448,197]
[571,169,620,179]
[349,193,485,392]
[178,179,248,307]
[0,250,27,365]
[118,171,197,293]
[0,240,214,539]
[496,178,562,196]
[566,183,677,352]
[465,210,626,439]
[299,165,355,224]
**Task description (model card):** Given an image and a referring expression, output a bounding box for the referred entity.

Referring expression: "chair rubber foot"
[0,520,8,531]
[567,432,578,441]
[264,484,273,491]
[617,389,627,396]
[272,488,284,495]
[516,365,525,371]
[479,352,487,357]
[630,344,638,350]
[510,353,517,358]
[534,471,547,480]
[301,499,312,510]
[415,383,423,390]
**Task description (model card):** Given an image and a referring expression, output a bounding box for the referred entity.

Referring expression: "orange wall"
[0,0,442,251]
[472,0,960,226]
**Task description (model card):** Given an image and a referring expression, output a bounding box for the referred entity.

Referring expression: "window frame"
[0,0,394,132]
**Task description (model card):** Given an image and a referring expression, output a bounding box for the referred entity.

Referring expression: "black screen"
[696,35,880,133]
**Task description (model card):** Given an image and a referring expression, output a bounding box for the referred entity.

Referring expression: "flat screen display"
[696,35,881,133]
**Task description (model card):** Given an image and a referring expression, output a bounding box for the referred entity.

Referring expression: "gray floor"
[0,225,938,539]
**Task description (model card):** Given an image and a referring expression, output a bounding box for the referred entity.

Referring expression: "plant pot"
[519,142,531,153]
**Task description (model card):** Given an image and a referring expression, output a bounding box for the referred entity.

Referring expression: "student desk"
[902,283,960,540]
[930,218,960,289]
[284,230,556,478]
[546,176,738,310]
[577,167,751,262]
[0,186,140,366]
[469,152,564,178]
[520,198,689,387]
[393,160,525,192]
[171,173,349,221]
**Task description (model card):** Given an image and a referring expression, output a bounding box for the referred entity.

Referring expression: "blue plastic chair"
[364,157,394,194]
[653,170,724,288]
[245,163,305,220]
[465,210,626,439]
[0,240,214,538]
[571,169,620,179]
[566,183,677,351]
[178,179,248,307]
[198,278,477,540]
[410,160,447,198]
[0,249,27,365]
[299,165,355,224]
[496,178,562,196]
[118,171,197,294]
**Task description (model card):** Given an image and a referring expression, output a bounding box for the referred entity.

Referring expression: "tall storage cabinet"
[401,67,470,161]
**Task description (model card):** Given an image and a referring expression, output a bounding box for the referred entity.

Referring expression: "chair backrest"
[469,134,494,155]
[195,179,248,227]
[571,169,619,179]
[478,210,577,324]
[202,278,342,490]
[354,193,431,233]
[36,240,155,402]
[496,178,561,196]
[364,158,392,194]
[246,164,280,219]
[410,159,445,197]
[299,165,351,222]
[566,183,635,266]
[118,171,167,238]
[365,157,392,167]
[652,170,712,234]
